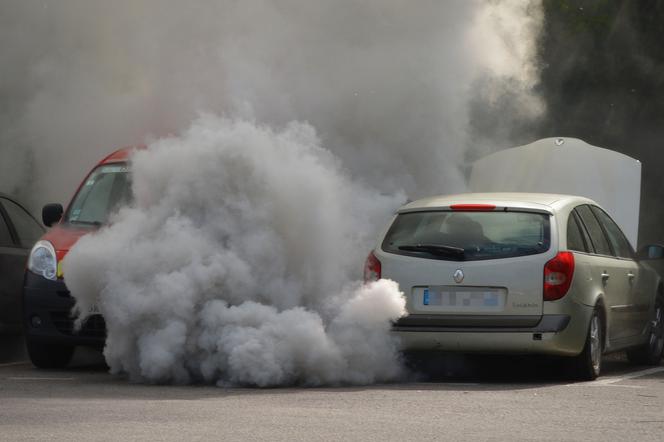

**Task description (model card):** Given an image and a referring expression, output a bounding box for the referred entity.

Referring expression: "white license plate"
[418,286,506,312]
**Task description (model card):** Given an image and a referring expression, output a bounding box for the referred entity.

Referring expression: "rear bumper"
[22,272,105,348]
[393,307,593,357]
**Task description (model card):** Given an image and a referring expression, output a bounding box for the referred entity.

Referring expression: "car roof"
[98,145,146,165]
[399,192,596,214]
[0,193,43,227]
[0,192,29,207]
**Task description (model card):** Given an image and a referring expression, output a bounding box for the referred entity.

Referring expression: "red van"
[23,147,136,368]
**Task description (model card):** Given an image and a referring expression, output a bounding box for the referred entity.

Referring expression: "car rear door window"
[567,211,589,253]
[0,211,13,247]
[0,198,43,248]
[590,206,634,259]
[575,205,613,256]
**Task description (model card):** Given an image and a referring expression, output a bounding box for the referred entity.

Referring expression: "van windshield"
[382,210,550,261]
[66,163,131,226]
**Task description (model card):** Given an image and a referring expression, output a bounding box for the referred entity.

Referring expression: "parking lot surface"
[1,347,663,441]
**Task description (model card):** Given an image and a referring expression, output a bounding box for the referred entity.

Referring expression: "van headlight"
[28,240,57,280]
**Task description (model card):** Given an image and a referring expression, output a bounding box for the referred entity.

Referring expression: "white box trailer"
[469,137,641,248]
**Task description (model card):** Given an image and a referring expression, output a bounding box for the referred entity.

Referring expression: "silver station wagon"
[365,193,664,380]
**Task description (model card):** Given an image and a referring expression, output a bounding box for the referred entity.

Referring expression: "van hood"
[41,223,97,261]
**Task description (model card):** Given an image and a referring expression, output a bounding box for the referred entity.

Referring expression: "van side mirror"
[42,203,63,227]
[638,244,664,260]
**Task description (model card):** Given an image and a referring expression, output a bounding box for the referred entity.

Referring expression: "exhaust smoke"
[0,0,542,208]
[64,117,407,385]
[1,1,544,385]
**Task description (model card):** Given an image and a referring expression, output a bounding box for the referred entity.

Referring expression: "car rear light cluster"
[543,251,575,301]
[364,251,381,283]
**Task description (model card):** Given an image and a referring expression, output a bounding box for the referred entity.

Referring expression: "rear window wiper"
[514,245,544,253]
[69,220,103,227]
[398,244,465,259]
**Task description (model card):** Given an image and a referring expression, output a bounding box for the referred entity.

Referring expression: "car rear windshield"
[66,163,131,225]
[382,210,551,261]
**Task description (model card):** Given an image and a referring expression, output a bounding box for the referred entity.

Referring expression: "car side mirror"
[638,244,664,260]
[42,203,63,227]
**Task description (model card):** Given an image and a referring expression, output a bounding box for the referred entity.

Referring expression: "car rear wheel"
[26,339,74,369]
[626,296,664,366]
[568,308,603,381]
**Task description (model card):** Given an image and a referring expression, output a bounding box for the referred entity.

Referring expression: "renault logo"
[453,269,464,283]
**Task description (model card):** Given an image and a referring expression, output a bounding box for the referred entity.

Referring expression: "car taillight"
[364,251,381,283]
[543,251,575,301]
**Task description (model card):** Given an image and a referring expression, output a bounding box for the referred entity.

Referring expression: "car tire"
[626,296,664,366]
[26,339,74,369]
[568,307,603,381]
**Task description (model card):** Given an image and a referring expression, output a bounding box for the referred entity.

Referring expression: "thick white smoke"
[3,1,545,385]
[64,116,407,385]
[0,0,542,208]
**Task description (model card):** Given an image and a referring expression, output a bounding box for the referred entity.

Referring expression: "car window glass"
[573,209,595,253]
[575,205,613,256]
[1,198,43,248]
[0,211,12,247]
[382,211,550,261]
[67,164,131,225]
[567,211,588,252]
[590,206,634,258]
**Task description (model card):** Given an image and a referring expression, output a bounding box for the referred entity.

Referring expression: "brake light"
[543,251,575,301]
[364,251,381,283]
[450,204,496,211]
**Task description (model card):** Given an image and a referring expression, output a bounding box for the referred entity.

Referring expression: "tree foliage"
[537,0,664,244]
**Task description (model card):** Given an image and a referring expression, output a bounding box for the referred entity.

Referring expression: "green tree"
[537,0,664,244]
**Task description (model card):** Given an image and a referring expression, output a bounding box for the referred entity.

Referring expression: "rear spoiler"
[397,206,553,215]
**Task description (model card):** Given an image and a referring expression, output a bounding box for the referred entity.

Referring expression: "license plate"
[419,286,506,311]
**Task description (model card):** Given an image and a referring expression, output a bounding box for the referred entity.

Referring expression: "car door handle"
[627,272,635,282]
[601,272,610,282]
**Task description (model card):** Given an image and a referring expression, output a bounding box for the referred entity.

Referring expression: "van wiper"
[398,244,465,259]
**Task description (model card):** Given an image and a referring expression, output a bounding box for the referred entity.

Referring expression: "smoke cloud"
[1,0,542,206]
[64,117,406,385]
[2,1,544,385]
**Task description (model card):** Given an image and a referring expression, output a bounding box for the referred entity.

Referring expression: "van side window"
[590,206,634,259]
[575,205,613,256]
[567,211,588,253]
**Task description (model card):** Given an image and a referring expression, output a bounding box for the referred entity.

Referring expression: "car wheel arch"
[593,298,608,351]
[576,289,608,350]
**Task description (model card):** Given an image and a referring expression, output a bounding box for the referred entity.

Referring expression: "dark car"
[0,194,44,335]
[23,147,134,368]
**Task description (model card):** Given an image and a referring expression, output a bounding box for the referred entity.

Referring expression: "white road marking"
[593,366,664,385]
[8,376,75,381]
[569,366,664,388]
[0,361,29,368]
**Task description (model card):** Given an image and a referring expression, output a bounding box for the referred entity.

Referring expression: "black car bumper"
[23,272,106,348]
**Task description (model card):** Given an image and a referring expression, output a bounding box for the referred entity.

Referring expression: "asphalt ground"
[1,341,664,442]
